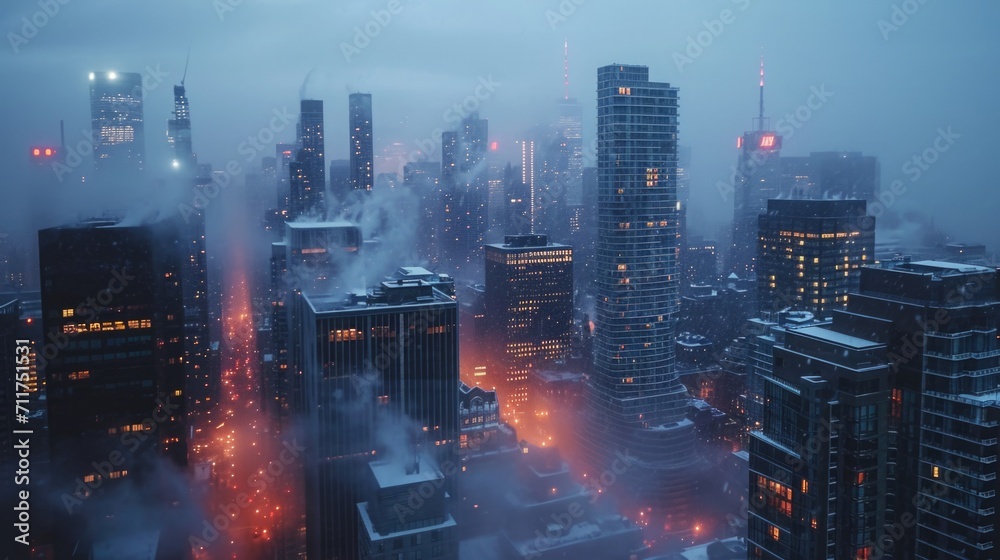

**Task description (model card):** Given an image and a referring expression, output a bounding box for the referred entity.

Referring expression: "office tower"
[289,99,325,220]
[503,163,531,236]
[38,218,187,552]
[747,317,891,559]
[556,98,584,204]
[586,64,697,529]
[357,458,459,560]
[268,221,362,422]
[747,261,1000,559]
[780,151,880,201]
[167,82,215,420]
[682,237,718,289]
[487,163,506,240]
[676,145,691,272]
[730,60,782,277]
[517,140,537,231]
[350,93,374,194]
[757,199,874,317]
[404,162,443,263]
[851,261,999,560]
[300,279,459,560]
[485,235,573,417]
[166,84,195,171]
[89,71,145,181]
[329,158,351,207]
[440,115,488,271]
[275,143,296,212]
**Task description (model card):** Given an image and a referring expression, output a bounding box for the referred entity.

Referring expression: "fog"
[2,0,999,249]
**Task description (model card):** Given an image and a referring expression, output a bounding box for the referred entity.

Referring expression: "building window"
[769,525,780,541]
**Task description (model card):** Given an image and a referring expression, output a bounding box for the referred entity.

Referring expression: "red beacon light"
[31,146,56,158]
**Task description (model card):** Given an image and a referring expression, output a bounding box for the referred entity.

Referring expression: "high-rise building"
[300,279,459,560]
[747,318,891,559]
[167,82,215,420]
[503,163,531,236]
[852,261,999,560]
[517,139,537,232]
[780,151,880,201]
[89,71,145,181]
[440,115,488,271]
[586,64,698,530]
[269,221,362,424]
[350,93,374,194]
[485,235,573,417]
[290,99,326,220]
[748,261,1000,560]
[329,159,351,207]
[38,218,187,552]
[404,162,443,264]
[730,60,782,277]
[757,199,875,317]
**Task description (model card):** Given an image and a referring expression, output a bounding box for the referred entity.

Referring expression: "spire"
[181,46,191,86]
[757,54,765,131]
[563,39,570,100]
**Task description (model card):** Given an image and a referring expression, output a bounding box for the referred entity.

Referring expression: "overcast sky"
[2,0,998,248]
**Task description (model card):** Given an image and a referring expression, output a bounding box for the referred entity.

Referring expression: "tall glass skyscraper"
[349,93,374,194]
[89,71,145,181]
[585,64,698,531]
[290,99,326,220]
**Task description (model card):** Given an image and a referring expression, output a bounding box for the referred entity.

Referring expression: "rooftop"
[369,456,443,489]
[794,326,880,350]
[285,220,357,229]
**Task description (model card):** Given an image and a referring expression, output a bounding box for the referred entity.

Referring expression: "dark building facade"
[38,219,188,553]
[290,99,326,220]
[485,235,573,418]
[757,199,875,317]
[729,129,782,278]
[300,280,459,560]
[586,64,698,531]
[440,114,488,272]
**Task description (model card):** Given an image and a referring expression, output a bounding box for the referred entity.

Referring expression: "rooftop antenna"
[563,40,570,100]
[181,47,191,86]
[756,53,766,131]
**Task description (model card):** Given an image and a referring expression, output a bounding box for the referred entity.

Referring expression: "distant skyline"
[3,0,998,247]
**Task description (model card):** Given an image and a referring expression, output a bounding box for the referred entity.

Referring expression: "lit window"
[769,525,780,541]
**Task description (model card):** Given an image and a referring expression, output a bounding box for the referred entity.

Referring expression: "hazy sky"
[3,0,998,247]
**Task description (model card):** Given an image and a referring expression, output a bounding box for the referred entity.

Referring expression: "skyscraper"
[747,261,1000,559]
[89,71,145,181]
[747,317,890,559]
[729,60,782,277]
[166,84,195,171]
[300,279,458,560]
[586,64,698,530]
[328,158,351,206]
[779,151,880,201]
[757,199,874,317]
[440,115,488,271]
[350,93,374,194]
[38,218,187,553]
[485,235,573,417]
[289,99,325,220]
